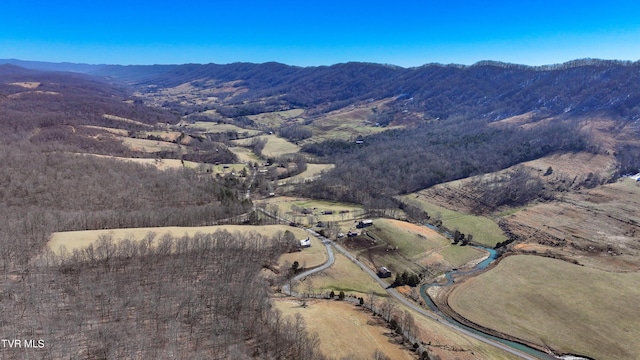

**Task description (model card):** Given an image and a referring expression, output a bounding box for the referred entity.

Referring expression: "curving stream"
[419,245,589,360]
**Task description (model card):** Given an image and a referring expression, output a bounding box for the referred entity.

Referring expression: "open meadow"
[247,109,305,128]
[232,134,301,157]
[190,121,263,137]
[448,255,640,360]
[274,299,413,360]
[298,251,387,296]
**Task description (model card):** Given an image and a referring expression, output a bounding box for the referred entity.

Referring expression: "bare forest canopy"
[5,231,324,359]
[5,59,640,121]
[300,117,590,204]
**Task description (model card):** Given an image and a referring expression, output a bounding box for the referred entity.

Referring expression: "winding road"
[277,220,545,360]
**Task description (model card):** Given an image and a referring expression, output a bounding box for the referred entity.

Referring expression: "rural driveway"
[284,225,543,360]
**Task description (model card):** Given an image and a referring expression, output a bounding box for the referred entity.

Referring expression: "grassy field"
[120,137,183,153]
[278,235,328,270]
[399,195,507,247]
[229,146,261,162]
[80,154,199,170]
[439,245,487,268]
[260,197,365,224]
[48,225,311,253]
[247,109,305,128]
[232,134,301,158]
[81,125,130,136]
[449,255,640,360]
[368,219,449,258]
[345,219,488,276]
[274,299,413,360]
[277,163,334,185]
[305,99,403,142]
[103,114,153,128]
[300,251,387,296]
[190,122,262,137]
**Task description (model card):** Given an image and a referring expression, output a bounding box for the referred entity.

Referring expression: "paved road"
[282,228,335,296]
[256,206,544,359]
[282,224,541,360]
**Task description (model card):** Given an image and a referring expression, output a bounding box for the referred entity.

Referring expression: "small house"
[299,238,311,248]
[378,267,392,278]
[356,219,373,228]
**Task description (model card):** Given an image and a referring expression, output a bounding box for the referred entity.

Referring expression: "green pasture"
[398,195,507,247]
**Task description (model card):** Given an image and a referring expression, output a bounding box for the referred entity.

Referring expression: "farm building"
[631,173,640,181]
[356,219,373,228]
[299,237,311,248]
[378,267,392,278]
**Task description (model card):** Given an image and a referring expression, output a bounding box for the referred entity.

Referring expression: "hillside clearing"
[274,299,413,360]
[232,134,300,157]
[398,194,507,247]
[48,225,311,253]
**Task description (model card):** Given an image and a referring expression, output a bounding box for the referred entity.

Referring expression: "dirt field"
[448,255,640,360]
[273,299,413,360]
[48,225,311,252]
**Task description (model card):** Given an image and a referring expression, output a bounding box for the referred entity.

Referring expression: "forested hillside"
[84,59,640,122]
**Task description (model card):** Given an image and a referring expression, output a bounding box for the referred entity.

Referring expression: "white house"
[300,237,311,248]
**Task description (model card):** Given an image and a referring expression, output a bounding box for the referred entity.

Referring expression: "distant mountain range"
[3,58,640,122]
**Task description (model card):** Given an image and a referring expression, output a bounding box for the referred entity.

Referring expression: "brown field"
[260,196,365,225]
[449,255,640,360]
[247,109,305,128]
[299,251,387,296]
[502,178,640,271]
[79,153,199,170]
[10,81,41,88]
[278,235,327,270]
[103,114,153,128]
[274,298,519,360]
[80,125,129,136]
[48,225,312,253]
[277,163,334,185]
[523,151,617,180]
[273,299,413,360]
[120,137,183,153]
[341,218,488,279]
[232,134,300,157]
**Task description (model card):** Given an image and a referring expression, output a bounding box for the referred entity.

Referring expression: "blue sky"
[1,1,640,67]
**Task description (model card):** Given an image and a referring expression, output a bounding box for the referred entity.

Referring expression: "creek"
[419,245,558,359]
